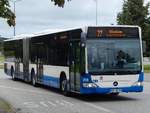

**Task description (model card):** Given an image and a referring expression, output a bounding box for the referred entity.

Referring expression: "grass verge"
[0,56,4,62]
[0,55,4,69]
[144,65,150,73]
[0,64,4,69]
[0,98,15,113]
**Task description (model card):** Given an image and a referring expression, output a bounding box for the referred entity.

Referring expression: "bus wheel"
[11,67,16,81]
[31,71,37,87]
[60,78,69,96]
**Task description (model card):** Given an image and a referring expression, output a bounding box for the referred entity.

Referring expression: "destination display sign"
[87,27,139,38]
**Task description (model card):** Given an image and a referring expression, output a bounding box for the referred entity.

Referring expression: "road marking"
[23,102,39,108]
[40,101,49,107]
[62,100,74,106]
[0,85,55,96]
[23,100,73,108]
[56,100,65,106]
[85,102,116,113]
[48,101,57,107]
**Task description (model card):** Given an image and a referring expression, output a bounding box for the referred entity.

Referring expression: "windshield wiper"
[89,71,117,75]
[123,70,140,74]
[89,70,140,75]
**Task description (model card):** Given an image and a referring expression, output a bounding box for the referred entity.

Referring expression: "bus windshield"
[87,39,142,75]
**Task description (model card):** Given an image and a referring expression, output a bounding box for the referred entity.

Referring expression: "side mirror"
[142,41,146,53]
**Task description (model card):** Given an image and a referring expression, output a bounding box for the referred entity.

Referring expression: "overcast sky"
[0,0,149,37]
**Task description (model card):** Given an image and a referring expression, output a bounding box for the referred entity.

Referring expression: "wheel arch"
[59,71,67,87]
[10,65,14,76]
[60,71,67,81]
[31,68,35,77]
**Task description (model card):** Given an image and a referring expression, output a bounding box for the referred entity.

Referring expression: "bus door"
[70,41,81,91]
[14,59,20,78]
[36,44,44,83]
[23,38,29,82]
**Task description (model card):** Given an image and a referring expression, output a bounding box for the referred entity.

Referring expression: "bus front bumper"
[80,86,143,94]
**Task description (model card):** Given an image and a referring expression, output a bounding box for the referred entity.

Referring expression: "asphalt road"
[0,69,150,113]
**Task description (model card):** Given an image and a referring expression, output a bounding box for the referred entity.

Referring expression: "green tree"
[117,0,150,54]
[0,0,70,26]
[51,0,70,7]
[0,0,15,26]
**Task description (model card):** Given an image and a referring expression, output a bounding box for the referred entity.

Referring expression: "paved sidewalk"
[145,73,150,82]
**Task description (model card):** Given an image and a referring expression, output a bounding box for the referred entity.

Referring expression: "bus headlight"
[132,82,143,87]
[82,78,90,82]
[82,83,98,88]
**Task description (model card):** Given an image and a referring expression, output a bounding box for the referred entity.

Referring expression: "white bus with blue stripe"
[4,26,144,95]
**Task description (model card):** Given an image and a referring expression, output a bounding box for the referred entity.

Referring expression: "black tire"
[110,93,119,96]
[60,77,70,96]
[31,70,37,87]
[11,67,16,81]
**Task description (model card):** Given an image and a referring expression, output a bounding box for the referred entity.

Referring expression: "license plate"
[111,88,121,93]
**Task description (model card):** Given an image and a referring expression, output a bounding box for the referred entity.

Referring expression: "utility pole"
[11,0,22,36]
[13,1,16,36]
[95,0,98,25]
[94,0,98,25]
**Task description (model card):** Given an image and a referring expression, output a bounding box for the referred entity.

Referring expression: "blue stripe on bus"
[5,69,60,88]
[5,69,144,94]
[42,75,60,88]
[80,72,144,94]
[138,72,144,82]
[80,86,143,94]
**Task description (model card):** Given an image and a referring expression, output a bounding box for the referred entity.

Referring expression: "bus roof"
[4,27,82,42]
[4,25,140,42]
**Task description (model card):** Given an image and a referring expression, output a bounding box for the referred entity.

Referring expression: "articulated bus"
[4,26,144,95]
